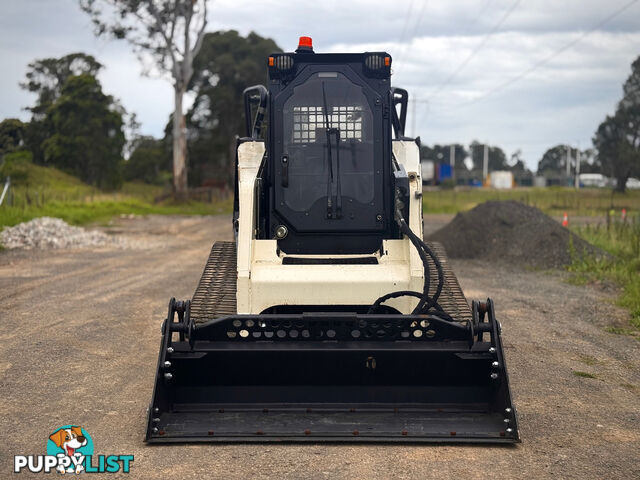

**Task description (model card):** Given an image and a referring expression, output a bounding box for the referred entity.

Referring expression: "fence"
[0,176,10,206]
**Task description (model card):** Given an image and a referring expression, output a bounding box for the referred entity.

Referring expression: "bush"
[0,150,34,183]
[123,137,171,185]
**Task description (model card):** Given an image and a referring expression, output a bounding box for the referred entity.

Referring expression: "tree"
[420,143,469,172]
[124,135,171,184]
[579,148,601,174]
[537,144,572,176]
[80,0,209,195]
[593,55,640,192]
[22,53,103,118]
[593,111,638,192]
[21,53,103,163]
[508,150,529,174]
[621,56,640,109]
[43,74,125,189]
[469,140,508,171]
[0,119,26,157]
[185,30,280,184]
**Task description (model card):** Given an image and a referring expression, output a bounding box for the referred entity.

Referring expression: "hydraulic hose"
[368,210,450,318]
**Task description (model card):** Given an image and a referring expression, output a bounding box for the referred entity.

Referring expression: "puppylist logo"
[14,425,134,474]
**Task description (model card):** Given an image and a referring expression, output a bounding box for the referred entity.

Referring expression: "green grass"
[0,197,233,228]
[568,217,640,337]
[422,187,640,217]
[605,326,639,337]
[0,152,232,229]
[577,354,600,366]
[572,371,597,379]
[419,185,640,328]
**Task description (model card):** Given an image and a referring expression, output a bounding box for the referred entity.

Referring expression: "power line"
[410,0,493,83]
[465,0,495,36]
[394,0,429,75]
[456,0,639,108]
[397,0,415,51]
[425,0,522,102]
[410,97,430,137]
[391,0,417,77]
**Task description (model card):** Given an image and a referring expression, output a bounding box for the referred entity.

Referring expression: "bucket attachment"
[146,298,519,443]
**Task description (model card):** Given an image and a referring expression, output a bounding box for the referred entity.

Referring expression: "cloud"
[1,0,639,169]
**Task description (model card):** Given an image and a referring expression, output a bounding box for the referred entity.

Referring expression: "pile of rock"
[428,201,608,268]
[1,217,121,249]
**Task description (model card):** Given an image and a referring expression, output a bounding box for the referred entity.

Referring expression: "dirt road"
[1,215,639,479]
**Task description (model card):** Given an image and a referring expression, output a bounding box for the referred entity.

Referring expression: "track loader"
[146,37,519,443]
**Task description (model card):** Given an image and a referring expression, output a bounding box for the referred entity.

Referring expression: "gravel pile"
[428,201,608,268]
[1,217,123,250]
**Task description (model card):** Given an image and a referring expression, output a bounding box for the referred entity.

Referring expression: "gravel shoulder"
[1,214,639,479]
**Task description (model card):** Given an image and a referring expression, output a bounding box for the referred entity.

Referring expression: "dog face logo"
[49,426,87,456]
[14,425,132,474]
[47,425,93,475]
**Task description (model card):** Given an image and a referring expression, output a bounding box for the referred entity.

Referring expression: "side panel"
[236,141,266,314]
[393,140,423,277]
[244,239,420,315]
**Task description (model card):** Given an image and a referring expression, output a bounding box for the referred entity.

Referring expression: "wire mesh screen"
[292,106,363,144]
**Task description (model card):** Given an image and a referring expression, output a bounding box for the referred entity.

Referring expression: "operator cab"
[239,37,411,255]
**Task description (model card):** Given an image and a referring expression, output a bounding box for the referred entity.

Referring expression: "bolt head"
[505,407,512,414]
[376,214,383,221]
[167,347,174,353]
[154,407,160,413]
[164,361,172,368]
[506,428,513,433]
[492,361,499,368]
[490,372,499,380]
[503,418,510,423]
[152,417,160,423]
[152,427,159,434]
[489,347,496,354]
[275,225,288,239]
[164,372,173,380]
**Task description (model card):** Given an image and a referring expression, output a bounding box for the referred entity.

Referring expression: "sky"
[1,0,639,170]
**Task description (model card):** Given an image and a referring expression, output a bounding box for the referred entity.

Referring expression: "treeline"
[0,30,279,190]
[1,33,638,192]
[1,54,126,189]
[536,51,640,192]
[422,55,640,191]
[420,141,530,178]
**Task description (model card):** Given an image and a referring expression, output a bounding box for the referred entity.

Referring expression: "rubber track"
[190,241,471,324]
[426,242,472,323]
[190,241,237,324]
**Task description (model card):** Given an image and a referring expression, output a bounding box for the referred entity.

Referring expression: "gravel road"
[1,214,638,479]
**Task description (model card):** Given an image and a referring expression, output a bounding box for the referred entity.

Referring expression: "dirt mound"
[1,217,124,249]
[428,201,607,268]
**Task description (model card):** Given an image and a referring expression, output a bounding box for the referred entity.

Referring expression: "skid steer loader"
[146,37,519,443]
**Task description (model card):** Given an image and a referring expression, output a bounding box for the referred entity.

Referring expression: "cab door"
[272,67,386,236]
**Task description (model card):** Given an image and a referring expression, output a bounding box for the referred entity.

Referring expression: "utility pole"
[575,147,581,189]
[483,144,489,183]
[411,100,416,138]
[411,98,429,138]
[565,145,571,181]
[449,144,456,185]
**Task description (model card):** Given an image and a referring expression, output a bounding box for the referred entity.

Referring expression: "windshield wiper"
[321,82,342,219]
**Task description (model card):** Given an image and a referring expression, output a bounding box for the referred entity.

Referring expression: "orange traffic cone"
[622,208,627,222]
[562,212,569,227]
